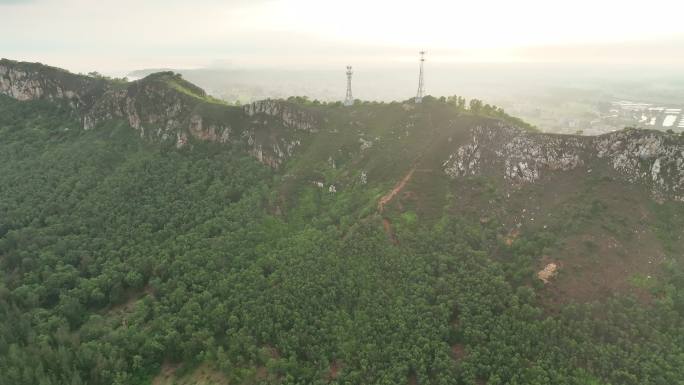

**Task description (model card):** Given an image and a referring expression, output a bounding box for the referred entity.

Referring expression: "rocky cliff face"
[81,74,219,146]
[443,124,684,201]
[0,60,318,167]
[0,62,231,146]
[595,130,684,200]
[244,99,320,132]
[442,123,588,183]
[0,59,107,108]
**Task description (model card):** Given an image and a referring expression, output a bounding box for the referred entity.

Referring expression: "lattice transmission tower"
[415,51,426,103]
[344,65,354,106]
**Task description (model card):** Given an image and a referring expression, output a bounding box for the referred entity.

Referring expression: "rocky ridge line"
[0,59,318,167]
[442,124,684,201]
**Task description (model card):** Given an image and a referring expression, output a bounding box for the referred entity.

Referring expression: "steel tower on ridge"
[344,65,354,106]
[415,51,426,103]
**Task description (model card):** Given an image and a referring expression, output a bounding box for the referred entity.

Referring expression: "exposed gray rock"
[0,59,103,109]
[442,142,481,177]
[443,124,683,201]
[359,137,373,151]
[595,130,684,200]
[443,124,586,183]
[244,99,319,132]
[0,60,317,168]
[360,171,368,185]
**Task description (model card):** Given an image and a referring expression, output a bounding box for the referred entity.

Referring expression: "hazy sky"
[2,0,684,74]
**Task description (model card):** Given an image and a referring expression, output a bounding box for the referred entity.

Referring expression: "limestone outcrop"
[244,99,319,132]
[0,59,316,168]
[442,124,684,200]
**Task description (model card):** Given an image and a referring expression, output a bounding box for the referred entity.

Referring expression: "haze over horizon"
[2,0,684,75]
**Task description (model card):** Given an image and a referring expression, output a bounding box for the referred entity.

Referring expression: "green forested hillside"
[1,95,684,385]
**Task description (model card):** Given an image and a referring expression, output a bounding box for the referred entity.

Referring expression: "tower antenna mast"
[415,51,426,103]
[344,65,354,106]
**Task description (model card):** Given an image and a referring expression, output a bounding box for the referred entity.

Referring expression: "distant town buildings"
[610,101,684,132]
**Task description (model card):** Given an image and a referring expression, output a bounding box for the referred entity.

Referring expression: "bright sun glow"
[267,0,683,48]
[2,0,684,71]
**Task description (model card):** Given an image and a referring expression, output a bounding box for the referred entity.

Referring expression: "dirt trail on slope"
[377,111,439,243]
[382,217,398,244]
[377,165,417,244]
[378,166,416,213]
